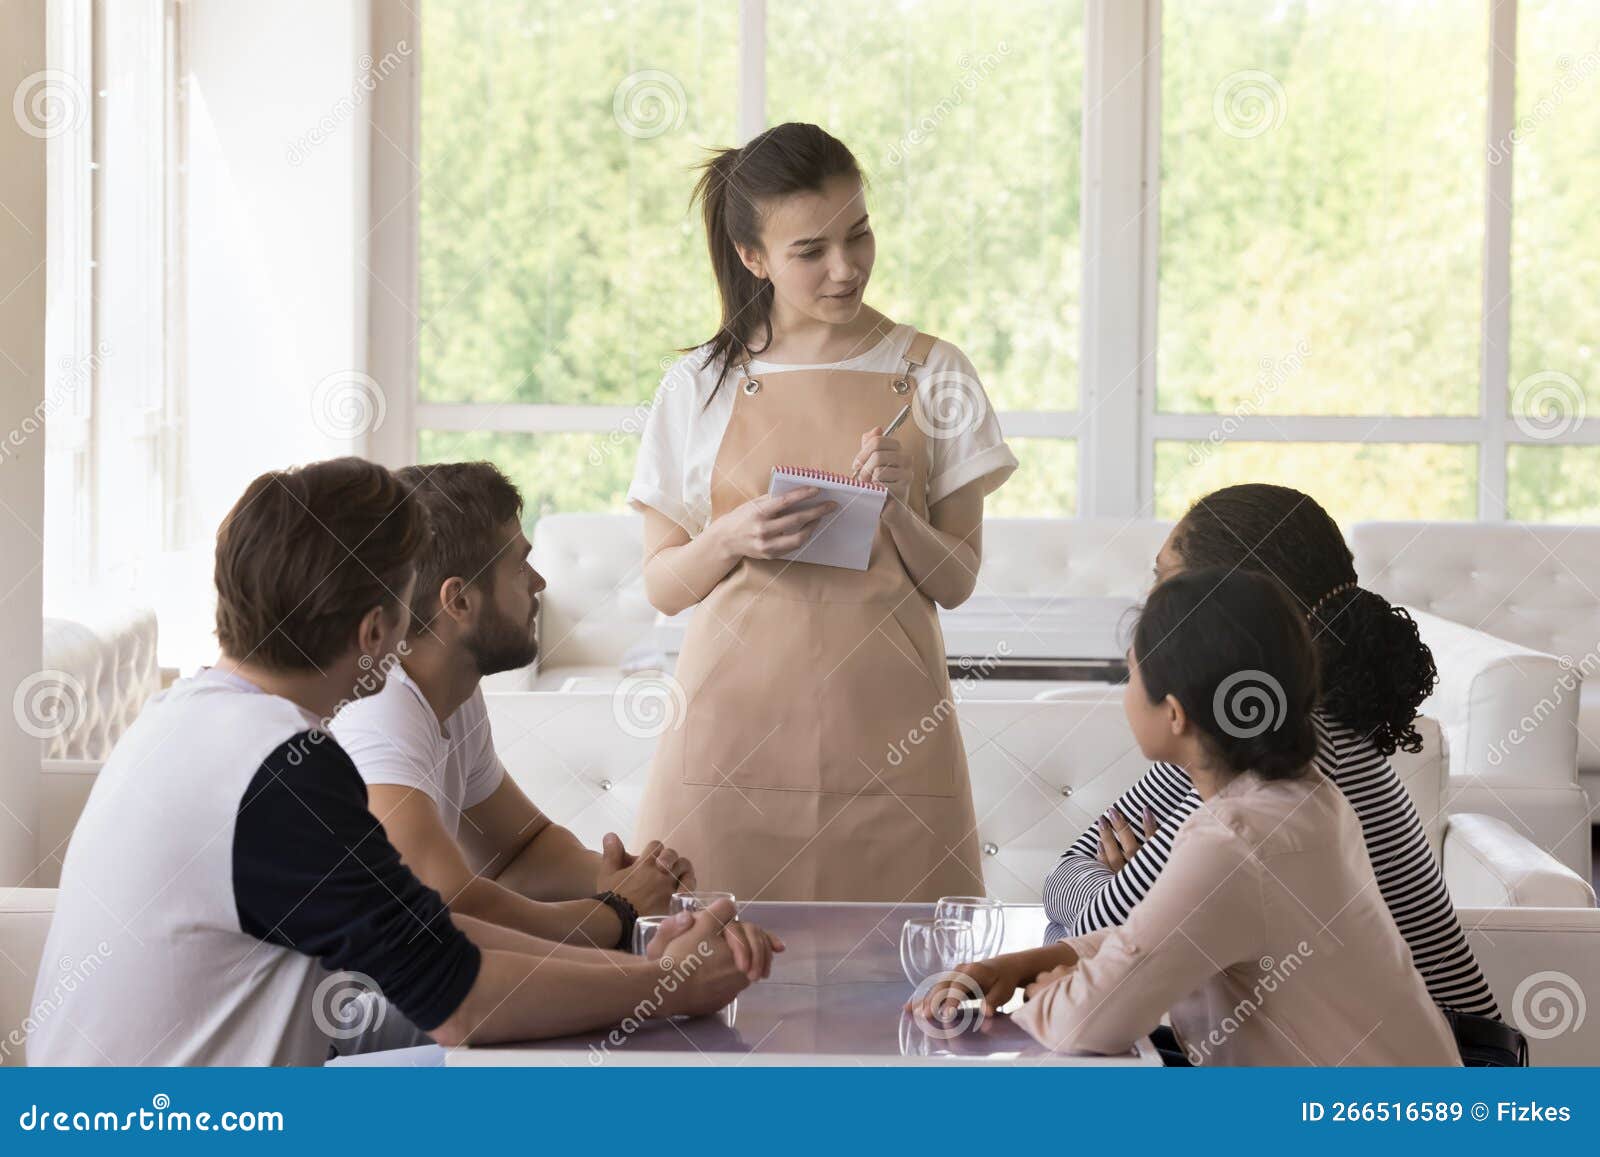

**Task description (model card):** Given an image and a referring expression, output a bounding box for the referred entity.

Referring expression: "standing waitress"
[627,123,1016,902]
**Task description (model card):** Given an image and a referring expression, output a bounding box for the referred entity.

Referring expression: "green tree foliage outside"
[417,0,1596,531]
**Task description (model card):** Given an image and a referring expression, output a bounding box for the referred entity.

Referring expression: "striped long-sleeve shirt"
[1042,712,1501,1019]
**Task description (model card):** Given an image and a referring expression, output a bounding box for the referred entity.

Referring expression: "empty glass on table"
[669,890,736,916]
[899,917,974,985]
[934,895,1005,958]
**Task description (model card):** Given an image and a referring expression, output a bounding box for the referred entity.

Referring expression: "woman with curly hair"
[1042,483,1500,1021]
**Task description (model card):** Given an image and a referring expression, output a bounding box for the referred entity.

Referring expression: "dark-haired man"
[31,457,772,1065]
[331,462,693,957]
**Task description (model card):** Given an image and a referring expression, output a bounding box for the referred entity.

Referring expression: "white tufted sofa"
[524,514,1588,861]
[1353,522,1600,809]
[481,692,1592,907]
[38,604,161,761]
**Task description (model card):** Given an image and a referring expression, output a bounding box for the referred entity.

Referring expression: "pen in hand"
[851,402,912,478]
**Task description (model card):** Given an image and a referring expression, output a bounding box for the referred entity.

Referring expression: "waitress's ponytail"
[688,123,862,396]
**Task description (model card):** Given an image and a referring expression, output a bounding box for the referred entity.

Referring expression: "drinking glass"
[935,895,1005,959]
[899,917,974,985]
[632,915,672,956]
[669,890,736,916]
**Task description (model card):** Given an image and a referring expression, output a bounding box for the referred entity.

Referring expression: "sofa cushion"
[1352,520,1600,676]
[0,889,56,1067]
[39,604,159,762]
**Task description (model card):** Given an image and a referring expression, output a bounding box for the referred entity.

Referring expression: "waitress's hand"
[851,427,913,507]
[711,488,837,561]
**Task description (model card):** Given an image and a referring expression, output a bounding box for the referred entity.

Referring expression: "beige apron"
[634,331,986,902]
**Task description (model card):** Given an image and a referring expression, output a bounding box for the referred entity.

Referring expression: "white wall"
[161,0,374,668]
[0,0,48,884]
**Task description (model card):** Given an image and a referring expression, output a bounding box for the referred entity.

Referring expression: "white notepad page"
[767,466,889,571]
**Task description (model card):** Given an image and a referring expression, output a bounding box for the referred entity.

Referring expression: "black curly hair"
[1168,483,1438,756]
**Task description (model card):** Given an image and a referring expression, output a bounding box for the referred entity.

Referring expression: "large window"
[416,1,736,518]
[408,0,1597,529]
[1155,0,1486,524]
[1507,0,1600,521]
[42,0,184,597]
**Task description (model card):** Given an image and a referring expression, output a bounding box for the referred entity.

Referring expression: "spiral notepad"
[768,466,888,571]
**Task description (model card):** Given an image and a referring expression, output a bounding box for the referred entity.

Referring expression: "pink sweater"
[1013,769,1461,1066]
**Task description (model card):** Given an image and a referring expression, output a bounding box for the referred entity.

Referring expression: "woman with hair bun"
[1043,483,1500,1023]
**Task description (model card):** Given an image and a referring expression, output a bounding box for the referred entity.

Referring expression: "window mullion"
[1079,0,1153,518]
[1479,0,1517,519]
[738,0,765,142]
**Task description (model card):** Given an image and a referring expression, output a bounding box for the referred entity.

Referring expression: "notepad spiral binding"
[772,466,887,493]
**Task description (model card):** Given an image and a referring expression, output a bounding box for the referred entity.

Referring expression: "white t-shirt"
[628,323,1018,534]
[330,665,506,841]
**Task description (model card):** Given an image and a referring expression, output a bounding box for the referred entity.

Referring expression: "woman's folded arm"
[1041,761,1195,933]
[1017,817,1262,1056]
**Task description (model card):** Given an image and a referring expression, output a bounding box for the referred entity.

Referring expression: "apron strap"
[901,330,939,370]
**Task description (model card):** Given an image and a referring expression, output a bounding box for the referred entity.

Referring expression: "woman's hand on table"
[852,427,912,507]
[905,959,1021,1027]
[1096,805,1158,872]
[710,487,836,561]
[1023,963,1075,1001]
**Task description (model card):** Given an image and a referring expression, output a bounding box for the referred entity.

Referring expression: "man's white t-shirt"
[330,665,506,840]
[628,323,1018,534]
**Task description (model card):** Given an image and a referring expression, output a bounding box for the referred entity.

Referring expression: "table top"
[448,902,1158,1067]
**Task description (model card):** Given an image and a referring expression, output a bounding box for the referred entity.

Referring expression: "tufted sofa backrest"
[531,514,654,671]
[1351,521,1600,668]
[39,606,160,762]
[530,514,1174,670]
[482,691,1445,903]
[974,517,1173,598]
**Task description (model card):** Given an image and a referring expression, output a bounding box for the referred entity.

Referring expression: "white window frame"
[42,0,187,596]
[373,0,1593,522]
